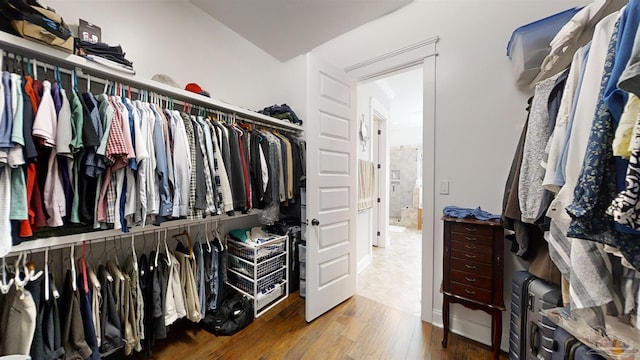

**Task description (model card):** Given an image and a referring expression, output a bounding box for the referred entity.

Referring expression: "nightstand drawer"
[451,270,492,290]
[450,239,492,255]
[450,281,492,303]
[450,222,494,237]
[451,249,493,264]
[450,257,492,277]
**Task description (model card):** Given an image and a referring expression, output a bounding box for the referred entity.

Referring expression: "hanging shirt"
[0,72,13,150]
[193,117,214,215]
[82,92,105,178]
[32,80,56,147]
[9,73,25,167]
[209,120,233,213]
[170,110,190,217]
[0,167,11,257]
[21,76,37,162]
[151,105,172,221]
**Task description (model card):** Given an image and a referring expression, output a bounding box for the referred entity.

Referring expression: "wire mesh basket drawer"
[256,282,285,311]
[228,267,286,296]
[229,253,286,279]
[227,235,287,262]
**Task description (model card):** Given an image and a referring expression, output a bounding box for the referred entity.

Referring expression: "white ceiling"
[191,0,413,62]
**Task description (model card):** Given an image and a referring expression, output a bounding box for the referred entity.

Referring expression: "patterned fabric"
[106,171,117,224]
[105,97,128,169]
[607,106,640,227]
[202,119,223,215]
[518,72,563,223]
[566,17,640,271]
[180,112,199,219]
[195,117,215,215]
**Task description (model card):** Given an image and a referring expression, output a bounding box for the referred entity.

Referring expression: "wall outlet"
[439,180,449,195]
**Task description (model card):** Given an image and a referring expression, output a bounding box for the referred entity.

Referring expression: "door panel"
[306,52,357,322]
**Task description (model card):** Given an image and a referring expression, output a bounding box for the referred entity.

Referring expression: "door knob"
[311,219,320,226]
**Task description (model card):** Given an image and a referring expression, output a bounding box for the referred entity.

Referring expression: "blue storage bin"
[507,7,582,87]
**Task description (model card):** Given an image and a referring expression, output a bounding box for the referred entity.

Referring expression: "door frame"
[345,37,438,323]
[371,98,389,248]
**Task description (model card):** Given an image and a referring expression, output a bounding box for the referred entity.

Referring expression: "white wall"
[389,126,422,147]
[312,0,587,349]
[47,1,289,111]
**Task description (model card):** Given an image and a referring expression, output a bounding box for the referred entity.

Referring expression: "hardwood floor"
[127,293,508,360]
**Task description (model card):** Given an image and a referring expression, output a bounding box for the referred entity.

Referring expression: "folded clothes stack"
[258,104,303,125]
[75,39,134,73]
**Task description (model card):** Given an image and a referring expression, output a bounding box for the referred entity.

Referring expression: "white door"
[305,52,357,322]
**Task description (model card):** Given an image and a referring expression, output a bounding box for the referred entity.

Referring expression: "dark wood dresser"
[441,216,505,360]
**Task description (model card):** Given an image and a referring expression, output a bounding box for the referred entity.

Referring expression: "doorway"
[356,67,423,317]
[346,36,438,323]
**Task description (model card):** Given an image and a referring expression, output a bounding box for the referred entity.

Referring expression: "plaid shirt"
[106,97,129,169]
[180,112,200,219]
[194,117,215,215]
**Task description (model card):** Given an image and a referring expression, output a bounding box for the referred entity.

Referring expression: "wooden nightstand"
[441,216,505,360]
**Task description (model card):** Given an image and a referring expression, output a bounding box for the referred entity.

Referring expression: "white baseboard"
[432,310,509,352]
[357,254,371,273]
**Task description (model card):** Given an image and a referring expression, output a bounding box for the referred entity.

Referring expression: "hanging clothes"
[0,279,36,356]
[60,269,92,360]
[97,264,124,355]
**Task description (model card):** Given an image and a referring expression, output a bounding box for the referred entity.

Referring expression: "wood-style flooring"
[127,293,508,360]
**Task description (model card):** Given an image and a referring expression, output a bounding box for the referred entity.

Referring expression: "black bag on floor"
[201,291,253,336]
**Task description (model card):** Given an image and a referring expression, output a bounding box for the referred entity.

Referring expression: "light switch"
[439,180,449,195]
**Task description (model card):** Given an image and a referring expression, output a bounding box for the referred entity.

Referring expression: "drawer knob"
[465,254,477,259]
[464,289,476,295]
[465,264,476,270]
[465,277,476,283]
[465,227,477,232]
[465,245,476,250]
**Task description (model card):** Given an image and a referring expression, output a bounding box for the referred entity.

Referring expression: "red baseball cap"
[185,83,210,97]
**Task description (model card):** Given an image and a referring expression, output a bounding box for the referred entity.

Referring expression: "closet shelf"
[6,212,257,256]
[0,31,304,132]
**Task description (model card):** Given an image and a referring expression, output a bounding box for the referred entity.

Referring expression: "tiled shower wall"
[389,145,422,219]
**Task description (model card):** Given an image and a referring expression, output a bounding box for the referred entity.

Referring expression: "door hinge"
[377,198,381,203]
[377,164,381,169]
[378,129,381,135]
[377,231,381,236]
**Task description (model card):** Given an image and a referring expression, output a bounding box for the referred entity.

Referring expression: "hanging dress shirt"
[170,110,191,217]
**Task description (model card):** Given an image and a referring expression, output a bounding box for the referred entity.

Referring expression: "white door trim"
[345,37,438,324]
[370,98,389,248]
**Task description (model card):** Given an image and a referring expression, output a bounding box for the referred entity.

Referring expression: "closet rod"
[2,50,303,133]
[0,31,303,132]
[5,212,251,257]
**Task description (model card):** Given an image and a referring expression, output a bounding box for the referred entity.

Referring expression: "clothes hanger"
[14,252,30,293]
[154,230,160,270]
[172,228,194,259]
[131,234,138,272]
[79,241,89,294]
[0,256,14,294]
[205,221,212,253]
[213,223,224,252]
[44,248,50,301]
[163,228,171,266]
[26,251,43,281]
[70,244,77,292]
